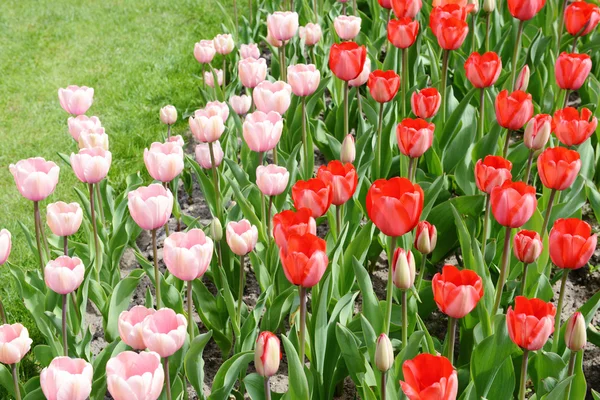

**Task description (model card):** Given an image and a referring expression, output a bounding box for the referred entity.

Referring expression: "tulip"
[523,114,551,151]
[433,0,470,6]
[392,248,416,290]
[203,69,223,88]
[550,218,597,270]
[464,52,502,88]
[537,147,581,191]
[229,94,252,115]
[391,0,422,18]
[316,161,357,206]
[375,334,394,373]
[213,34,234,55]
[9,157,60,202]
[164,229,213,281]
[483,0,494,12]
[106,351,164,400]
[555,52,592,91]
[515,65,530,92]
[118,306,155,350]
[0,323,32,364]
[41,357,93,400]
[435,16,469,50]
[292,178,333,218]
[252,81,292,115]
[565,312,587,352]
[508,0,546,20]
[195,141,224,169]
[410,87,441,119]
[67,115,102,141]
[142,308,187,358]
[266,28,283,48]
[272,208,317,252]
[243,111,284,153]
[400,354,458,400]
[194,40,216,64]
[378,0,393,9]
[255,331,281,377]
[414,221,437,255]
[329,42,367,82]
[58,85,94,116]
[287,64,320,97]
[553,107,598,146]
[565,1,600,36]
[368,70,400,104]
[78,128,109,150]
[0,229,11,266]
[256,165,289,196]
[206,100,230,122]
[144,142,184,183]
[475,155,512,194]
[387,18,419,49]
[491,181,536,229]
[334,16,361,41]
[70,147,112,184]
[238,57,268,89]
[226,220,258,256]
[267,12,299,41]
[513,230,543,264]
[160,105,177,126]
[396,118,435,162]
[240,43,260,59]
[348,57,371,88]
[44,255,84,295]
[429,4,471,34]
[340,134,356,164]
[299,23,322,46]
[189,108,225,143]
[495,91,534,155]
[45,202,82,239]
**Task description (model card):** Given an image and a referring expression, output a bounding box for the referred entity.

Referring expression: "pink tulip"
[167,135,185,147]
[9,157,60,202]
[266,28,284,48]
[160,105,178,125]
[144,142,184,183]
[195,141,224,169]
[46,202,83,237]
[0,229,11,265]
[238,57,268,89]
[256,164,290,196]
[240,43,261,59]
[194,40,216,64]
[524,114,552,151]
[118,306,156,350]
[164,229,214,281]
[253,81,292,114]
[44,256,85,294]
[226,219,258,256]
[340,134,356,163]
[287,64,321,97]
[141,308,187,358]
[243,111,284,152]
[189,108,225,143]
[70,147,112,184]
[0,323,32,364]
[67,115,102,141]
[299,23,322,46]
[213,34,235,55]
[106,351,164,400]
[205,100,230,123]
[334,16,362,40]
[267,12,299,41]
[127,184,174,231]
[78,128,109,150]
[255,331,281,377]
[515,65,530,92]
[40,357,93,400]
[58,85,94,115]
[348,58,371,87]
[204,69,224,88]
[229,94,252,115]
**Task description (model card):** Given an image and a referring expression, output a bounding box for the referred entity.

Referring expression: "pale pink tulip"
[0,323,32,364]
[70,147,112,184]
[141,308,187,358]
[167,135,185,147]
[195,141,224,169]
[299,23,322,46]
[256,165,290,196]
[226,219,258,256]
[340,134,356,163]
[240,43,261,59]
[0,229,11,265]
[515,65,530,92]
[266,28,284,47]
[229,94,252,115]
[164,229,214,281]
[189,108,225,143]
[144,142,184,183]
[238,57,268,89]
[78,128,109,150]
[255,331,281,377]
[194,40,216,64]
[127,184,174,231]
[267,12,299,41]
[348,58,371,87]
[204,69,224,88]
[106,351,164,400]
[253,81,292,114]
[334,16,362,40]
[44,256,85,294]
[9,157,60,202]
[40,357,93,400]
[243,111,284,152]
[160,105,178,125]
[287,64,321,97]
[67,115,102,141]
[213,34,235,55]
[118,306,156,350]
[58,85,94,115]
[46,202,83,237]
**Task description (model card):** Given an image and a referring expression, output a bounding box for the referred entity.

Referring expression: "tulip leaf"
[103,268,145,342]
[185,331,213,399]
[281,335,310,400]
[208,351,253,400]
[352,256,383,334]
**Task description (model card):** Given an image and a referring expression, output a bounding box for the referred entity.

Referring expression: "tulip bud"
[160,105,177,125]
[255,331,281,377]
[524,115,551,151]
[565,312,587,352]
[210,218,223,241]
[392,248,416,290]
[469,0,480,13]
[483,0,495,12]
[414,221,437,254]
[515,65,530,92]
[375,334,394,372]
[340,134,356,164]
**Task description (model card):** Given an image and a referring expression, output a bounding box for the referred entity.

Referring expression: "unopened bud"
[255,331,281,377]
[392,248,416,290]
[210,217,223,241]
[515,65,530,92]
[483,0,495,13]
[340,134,356,164]
[524,114,551,151]
[160,105,178,125]
[512,229,543,264]
[375,333,394,372]
[469,0,479,13]
[414,221,437,255]
[565,312,587,352]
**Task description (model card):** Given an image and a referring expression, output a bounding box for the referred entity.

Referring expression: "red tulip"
[272,208,317,252]
[388,18,419,49]
[400,354,458,400]
[555,52,592,90]
[553,107,598,146]
[494,90,534,130]
[414,221,437,254]
[524,114,552,150]
[549,218,597,270]
[435,17,469,50]
[280,233,328,288]
[429,4,471,36]
[396,118,435,158]
[391,0,422,18]
[537,147,581,191]
[507,296,556,350]
[490,181,537,228]
[565,1,600,36]
[316,161,358,206]
[411,88,441,119]
[508,0,546,21]
[292,178,333,218]
[474,155,513,194]
[366,177,424,237]
[464,52,502,88]
[378,0,393,9]
[368,70,401,103]
[432,265,483,319]
[513,230,543,264]
[328,42,367,81]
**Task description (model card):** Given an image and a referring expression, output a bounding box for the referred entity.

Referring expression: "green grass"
[0,0,240,365]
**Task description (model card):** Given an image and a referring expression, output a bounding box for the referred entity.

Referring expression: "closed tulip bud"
[240,43,261,59]
[70,148,112,184]
[513,230,543,264]
[299,23,322,46]
[226,219,258,256]
[213,34,235,55]
[375,334,394,372]
[515,65,530,92]
[0,323,32,365]
[411,87,441,119]
[0,229,11,265]
[204,69,223,88]
[210,217,223,241]
[160,105,177,125]
[414,221,437,254]
[58,85,94,116]
[141,308,187,358]
[483,0,494,12]
[334,15,362,40]
[524,114,551,150]
[195,141,224,169]
[41,357,93,400]
[469,0,479,13]
[392,248,416,290]
[255,331,281,377]
[340,134,356,163]
[47,202,83,237]
[565,312,587,352]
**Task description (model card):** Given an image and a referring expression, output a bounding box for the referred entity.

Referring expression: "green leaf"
[103,268,145,342]
[281,335,310,400]
[352,257,383,334]
[185,331,213,399]
[208,351,254,400]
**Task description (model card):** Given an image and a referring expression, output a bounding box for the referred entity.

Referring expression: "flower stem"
[485,12,491,52]
[375,102,384,179]
[11,364,21,400]
[563,89,570,108]
[33,201,44,273]
[264,376,272,400]
[383,236,397,335]
[481,194,491,258]
[401,290,408,349]
[520,263,529,296]
[510,20,525,91]
[557,0,568,53]
[89,184,101,284]
[478,88,486,142]
[416,254,426,293]
[233,0,238,34]
[445,317,457,365]
[187,281,194,339]
[381,372,387,400]
[357,88,363,121]
[299,285,307,364]
[503,129,511,158]
[95,183,105,230]
[344,81,349,136]
[167,124,171,139]
[302,97,310,179]
[164,357,172,400]
[0,296,6,324]
[63,236,68,256]
[267,196,273,237]
[470,14,476,54]
[313,0,317,21]
[62,294,68,356]
[518,350,529,400]
[541,189,557,237]
[440,50,449,123]
[407,157,415,182]
[552,270,569,353]
[152,229,161,309]
[222,58,227,94]
[491,227,512,317]
[336,205,342,240]
[524,150,534,184]
[208,142,221,221]
[248,0,253,21]
[401,48,408,117]
[279,46,287,81]
[565,351,576,396]
[237,254,246,333]
[202,64,206,90]
[163,182,171,237]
